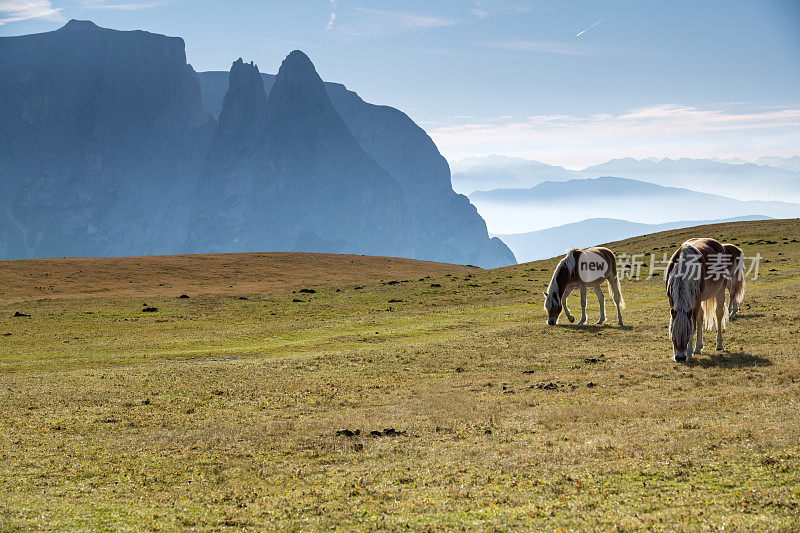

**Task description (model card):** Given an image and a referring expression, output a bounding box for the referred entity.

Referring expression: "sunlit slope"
[0,219,798,530]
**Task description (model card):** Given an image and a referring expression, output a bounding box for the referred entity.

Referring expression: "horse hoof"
[674,355,687,363]
[694,348,702,354]
[716,344,724,351]
[577,319,586,326]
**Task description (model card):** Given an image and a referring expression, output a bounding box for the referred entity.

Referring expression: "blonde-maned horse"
[722,243,746,319]
[544,247,625,326]
[666,238,745,362]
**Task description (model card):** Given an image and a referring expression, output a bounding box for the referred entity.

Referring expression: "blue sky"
[2,0,799,168]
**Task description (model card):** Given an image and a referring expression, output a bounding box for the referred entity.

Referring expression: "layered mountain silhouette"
[450,156,578,194]
[580,158,800,202]
[496,215,771,263]
[469,177,800,234]
[0,21,515,267]
[453,155,800,201]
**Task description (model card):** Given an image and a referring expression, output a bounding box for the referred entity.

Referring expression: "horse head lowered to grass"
[666,238,745,362]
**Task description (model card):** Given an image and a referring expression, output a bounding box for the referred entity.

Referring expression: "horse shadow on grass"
[688,351,771,369]
[559,323,633,333]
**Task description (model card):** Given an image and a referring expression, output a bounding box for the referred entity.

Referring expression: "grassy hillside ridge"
[0,219,798,530]
[0,252,480,304]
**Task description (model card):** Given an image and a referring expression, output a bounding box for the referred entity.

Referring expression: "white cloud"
[428,104,800,169]
[0,0,60,25]
[355,7,455,29]
[468,2,531,19]
[82,0,161,10]
[335,7,455,37]
[325,0,336,31]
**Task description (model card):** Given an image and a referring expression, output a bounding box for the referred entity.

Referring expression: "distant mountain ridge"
[0,21,515,267]
[580,157,800,202]
[451,155,800,200]
[496,215,772,263]
[468,176,800,234]
[450,156,577,194]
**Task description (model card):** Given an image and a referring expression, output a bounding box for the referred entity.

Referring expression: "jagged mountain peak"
[216,58,268,142]
[266,50,351,141]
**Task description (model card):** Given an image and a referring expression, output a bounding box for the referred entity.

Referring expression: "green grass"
[1,219,799,531]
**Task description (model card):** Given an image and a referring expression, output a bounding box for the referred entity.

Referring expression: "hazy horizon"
[450,153,800,173]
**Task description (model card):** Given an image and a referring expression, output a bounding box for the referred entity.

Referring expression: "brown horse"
[722,243,746,319]
[666,238,744,362]
[544,247,624,326]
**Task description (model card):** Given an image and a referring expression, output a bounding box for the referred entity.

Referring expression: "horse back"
[578,246,618,282]
[722,243,743,259]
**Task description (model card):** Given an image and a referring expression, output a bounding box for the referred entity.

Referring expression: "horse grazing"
[543,247,625,326]
[666,238,745,362]
[722,243,746,319]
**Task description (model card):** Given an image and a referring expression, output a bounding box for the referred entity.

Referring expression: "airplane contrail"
[576,0,636,38]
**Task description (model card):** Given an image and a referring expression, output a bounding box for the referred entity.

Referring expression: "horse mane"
[667,244,703,339]
[547,249,578,298]
[667,244,702,311]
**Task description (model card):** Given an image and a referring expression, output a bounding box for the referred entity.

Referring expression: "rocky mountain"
[469,177,800,234]
[191,53,413,256]
[196,70,515,267]
[495,215,771,263]
[0,21,515,268]
[0,19,212,259]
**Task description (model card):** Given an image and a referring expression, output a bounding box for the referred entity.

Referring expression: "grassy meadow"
[1,219,799,531]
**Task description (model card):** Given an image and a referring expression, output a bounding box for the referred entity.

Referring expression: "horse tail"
[701,296,724,331]
[730,253,746,306]
[606,252,625,309]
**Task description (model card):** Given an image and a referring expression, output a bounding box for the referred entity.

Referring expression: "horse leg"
[594,286,606,324]
[609,277,624,326]
[577,286,587,325]
[716,290,726,350]
[728,284,739,320]
[562,287,575,323]
[694,307,704,355]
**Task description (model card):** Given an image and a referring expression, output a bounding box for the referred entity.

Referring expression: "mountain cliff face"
[192,52,413,256]
[197,72,516,267]
[0,20,211,258]
[1,21,515,267]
